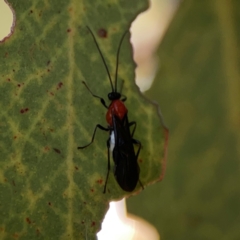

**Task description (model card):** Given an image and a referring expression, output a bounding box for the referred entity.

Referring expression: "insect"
[78,26,142,193]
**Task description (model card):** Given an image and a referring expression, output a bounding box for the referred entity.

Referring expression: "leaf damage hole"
[0,0,15,42]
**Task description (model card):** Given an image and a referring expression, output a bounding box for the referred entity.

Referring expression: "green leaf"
[128,0,240,239]
[0,0,167,239]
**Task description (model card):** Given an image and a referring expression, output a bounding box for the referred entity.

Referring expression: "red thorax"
[106,100,128,126]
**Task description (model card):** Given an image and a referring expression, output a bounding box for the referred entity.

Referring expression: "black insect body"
[111,114,141,192]
[78,26,142,193]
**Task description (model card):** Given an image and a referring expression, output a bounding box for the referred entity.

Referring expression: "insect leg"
[118,79,127,102]
[132,138,144,190]
[132,138,141,158]
[77,124,109,149]
[103,136,111,193]
[82,81,108,109]
[128,121,137,137]
[138,179,144,190]
[121,95,127,102]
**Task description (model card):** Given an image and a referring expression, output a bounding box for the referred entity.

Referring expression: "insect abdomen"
[113,148,139,192]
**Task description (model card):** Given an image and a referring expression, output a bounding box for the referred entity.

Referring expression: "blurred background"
[1,0,240,239]
[0,0,13,41]
[128,0,240,240]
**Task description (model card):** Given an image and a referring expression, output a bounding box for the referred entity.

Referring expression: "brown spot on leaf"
[12,233,19,238]
[96,179,103,184]
[98,28,107,38]
[53,148,61,154]
[26,218,31,224]
[44,146,50,152]
[57,82,63,90]
[20,108,29,114]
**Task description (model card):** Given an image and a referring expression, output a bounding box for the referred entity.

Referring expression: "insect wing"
[112,114,140,192]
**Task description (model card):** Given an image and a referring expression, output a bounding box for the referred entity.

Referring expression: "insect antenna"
[86,26,114,92]
[114,30,128,93]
